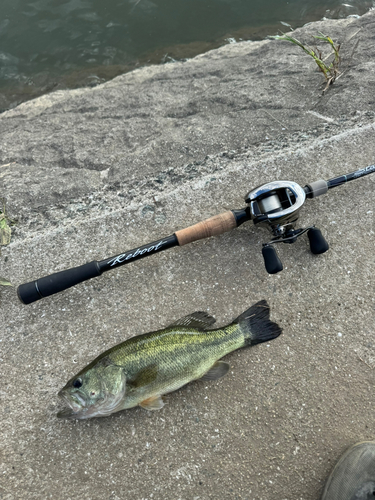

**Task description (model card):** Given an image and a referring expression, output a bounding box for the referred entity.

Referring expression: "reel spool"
[245,180,329,274]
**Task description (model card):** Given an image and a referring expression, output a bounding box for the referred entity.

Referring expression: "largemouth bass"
[57,300,282,419]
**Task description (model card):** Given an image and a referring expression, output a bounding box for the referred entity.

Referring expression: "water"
[0,0,373,110]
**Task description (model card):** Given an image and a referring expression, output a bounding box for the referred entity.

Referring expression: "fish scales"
[110,326,243,372]
[113,326,243,400]
[57,300,282,419]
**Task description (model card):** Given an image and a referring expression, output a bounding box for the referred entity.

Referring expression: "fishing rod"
[17,164,375,305]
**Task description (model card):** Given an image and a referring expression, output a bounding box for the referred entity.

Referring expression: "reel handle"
[262,246,283,274]
[308,228,329,254]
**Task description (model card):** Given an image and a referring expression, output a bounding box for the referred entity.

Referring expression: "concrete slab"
[0,10,374,500]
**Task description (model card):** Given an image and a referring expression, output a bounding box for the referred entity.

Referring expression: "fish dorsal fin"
[140,395,165,411]
[169,311,216,330]
[200,361,230,381]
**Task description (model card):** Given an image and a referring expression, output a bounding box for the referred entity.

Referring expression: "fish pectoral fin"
[140,395,165,411]
[169,311,216,330]
[200,361,230,381]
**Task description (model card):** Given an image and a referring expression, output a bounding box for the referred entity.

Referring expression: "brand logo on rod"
[107,241,167,266]
[353,164,375,178]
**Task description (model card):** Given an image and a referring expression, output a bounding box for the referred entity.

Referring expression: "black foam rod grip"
[17,261,102,305]
[262,245,283,274]
[308,228,329,255]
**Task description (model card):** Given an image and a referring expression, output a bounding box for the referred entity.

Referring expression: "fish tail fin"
[234,300,282,346]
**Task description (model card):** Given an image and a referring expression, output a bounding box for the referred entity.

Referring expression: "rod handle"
[175,211,237,246]
[17,261,102,304]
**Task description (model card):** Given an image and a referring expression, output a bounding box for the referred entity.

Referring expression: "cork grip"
[175,211,237,246]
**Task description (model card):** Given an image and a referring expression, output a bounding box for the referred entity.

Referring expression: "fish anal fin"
[140,395,165,411]
[200,361,230,381]
[170,311,216,330]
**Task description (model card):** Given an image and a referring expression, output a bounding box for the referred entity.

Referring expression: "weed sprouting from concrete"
[0,276,12,287]
[0,199,13,287]
[0,199,13,250]
[270,32,341,93]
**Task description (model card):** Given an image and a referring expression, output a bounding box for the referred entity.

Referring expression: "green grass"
[270,31,341,92]
[0,199,13,248]
[0,199,14,287]
[0,276,12,287]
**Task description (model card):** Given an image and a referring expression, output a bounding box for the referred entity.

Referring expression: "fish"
[57,300,282,419]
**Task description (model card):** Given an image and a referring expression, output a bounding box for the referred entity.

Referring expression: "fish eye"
[72,378,83,388]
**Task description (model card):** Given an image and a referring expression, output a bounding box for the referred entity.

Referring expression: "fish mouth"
[56,407,79,419]
[57,390,88,419]
[57,389,110,420]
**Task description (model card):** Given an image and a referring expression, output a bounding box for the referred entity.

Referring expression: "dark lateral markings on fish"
[57,300,282,419]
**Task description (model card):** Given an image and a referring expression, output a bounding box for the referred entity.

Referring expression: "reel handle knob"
[308,228,329,254]
[262,245,283,274]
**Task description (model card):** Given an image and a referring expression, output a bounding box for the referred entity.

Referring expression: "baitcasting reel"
[17,164,374,304]
[245,178,330,274]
